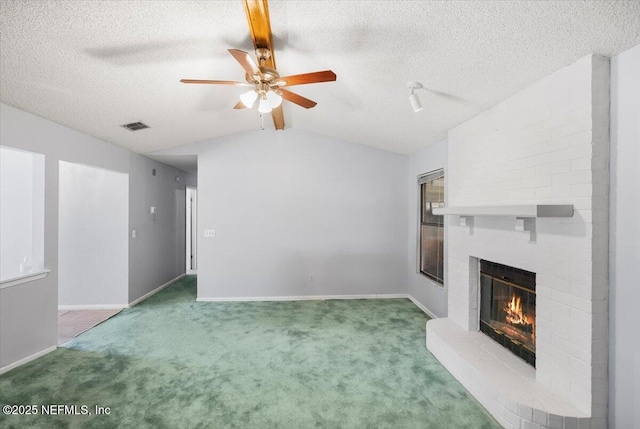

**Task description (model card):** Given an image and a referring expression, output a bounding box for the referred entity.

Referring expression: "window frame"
[417,169,445,286]
[0,145,46,284]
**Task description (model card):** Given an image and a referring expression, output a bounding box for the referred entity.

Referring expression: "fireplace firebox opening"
[479,260,536,367]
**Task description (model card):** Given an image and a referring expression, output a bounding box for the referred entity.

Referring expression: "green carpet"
[0,276,500,428]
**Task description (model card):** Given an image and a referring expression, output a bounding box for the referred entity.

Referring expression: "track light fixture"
[407,81,424,113]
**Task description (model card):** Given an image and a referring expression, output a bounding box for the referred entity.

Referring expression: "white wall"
[152,129,408,299]
[609,43,640,429]
[406,139,448,317]
[58,161,129,306]
[0,147,44,280]
[0,103,195,369]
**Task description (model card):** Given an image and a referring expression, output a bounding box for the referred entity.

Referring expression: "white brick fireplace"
[426,55,609,429]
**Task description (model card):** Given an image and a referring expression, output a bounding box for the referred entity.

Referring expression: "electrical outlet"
[204,229,216,238]
[308,274,315,282]
[131,230,136,239]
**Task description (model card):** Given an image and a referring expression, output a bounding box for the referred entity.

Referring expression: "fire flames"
[500,292,536,348]
[504,294,532,326]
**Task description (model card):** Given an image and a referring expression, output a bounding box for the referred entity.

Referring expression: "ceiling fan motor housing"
[246,67,280,86]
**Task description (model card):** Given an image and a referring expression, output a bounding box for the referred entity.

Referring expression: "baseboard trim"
[58,304,128,311]
[0,346,56,374]
[407,295,439,319]
[196,292,439,318]
[197,293,408,302]
[57,274,186,311]
[128,273,186,307]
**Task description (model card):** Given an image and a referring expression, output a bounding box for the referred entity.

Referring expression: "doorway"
[186,186,197,274]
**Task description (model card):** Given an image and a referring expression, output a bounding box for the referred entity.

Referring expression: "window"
[418,170,444,285]
[0,146,45,282]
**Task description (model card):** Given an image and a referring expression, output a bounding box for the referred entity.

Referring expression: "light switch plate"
[204,229,215,238]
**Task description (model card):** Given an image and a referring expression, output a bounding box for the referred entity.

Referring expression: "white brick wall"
[443,55,609,422]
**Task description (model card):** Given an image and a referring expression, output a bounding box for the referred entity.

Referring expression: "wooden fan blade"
[228,49,261,77]
[243,0,284,130]
[180,79,250,86]
[276,70,336,87]
[233,100,248,109]
[243,0,274,56]
[279,88,317,109]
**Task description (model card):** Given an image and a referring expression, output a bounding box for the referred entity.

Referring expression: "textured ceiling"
[1,1,640,155]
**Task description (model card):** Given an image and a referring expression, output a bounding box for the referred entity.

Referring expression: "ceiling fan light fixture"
[240,90,258,108]
[265,90,283,108]
[258,97,272,114]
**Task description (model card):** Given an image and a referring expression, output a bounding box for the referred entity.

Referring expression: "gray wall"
[153,129,408,299]
[609,44,640,429]
[0,103,195,368]
[128,153,196,303]
[406,139,448,317]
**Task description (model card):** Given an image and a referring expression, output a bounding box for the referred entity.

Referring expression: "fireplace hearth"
[479,260,536,367]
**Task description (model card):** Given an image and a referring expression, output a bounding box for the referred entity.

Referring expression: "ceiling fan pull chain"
[260,113,265,130]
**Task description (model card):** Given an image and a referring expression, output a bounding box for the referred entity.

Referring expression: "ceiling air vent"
[121,121,149,131]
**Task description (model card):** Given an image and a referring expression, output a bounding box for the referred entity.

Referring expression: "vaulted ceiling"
[1,1,639,155]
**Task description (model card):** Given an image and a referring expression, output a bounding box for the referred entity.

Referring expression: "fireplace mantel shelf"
[432,204,574,218]
[433,205,574,241]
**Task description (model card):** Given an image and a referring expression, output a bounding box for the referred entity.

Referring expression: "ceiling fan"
[180,0,336,130]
